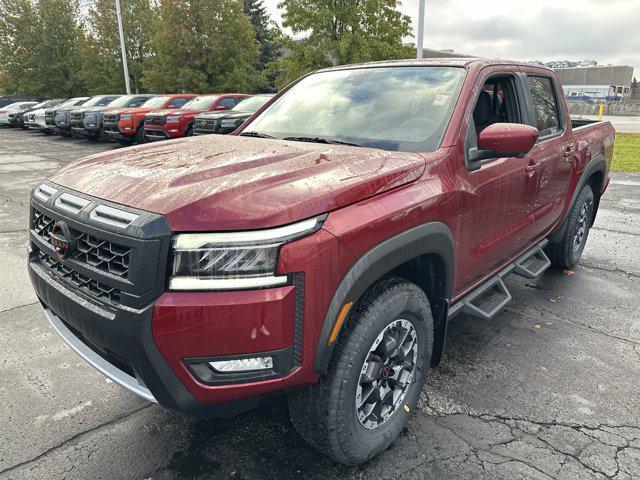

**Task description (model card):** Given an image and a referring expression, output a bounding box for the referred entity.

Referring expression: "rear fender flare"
[313,222,455,373]
[549,153,606,242]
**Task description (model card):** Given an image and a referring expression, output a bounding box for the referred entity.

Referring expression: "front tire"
[288,277,433,464]
[547,184,595,268]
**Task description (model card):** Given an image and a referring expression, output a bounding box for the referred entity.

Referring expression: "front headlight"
[120,114,132,121]
[221,119,240,128]
[165,116,180,123]
[169,216,324,291]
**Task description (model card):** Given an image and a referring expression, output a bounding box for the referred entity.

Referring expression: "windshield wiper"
[238,131,275,139]
[282,136,361,147]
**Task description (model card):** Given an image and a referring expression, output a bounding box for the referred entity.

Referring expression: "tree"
[275,0,414,86]
[0,0,87,96]
[0,0,41,95]
[143,0,264,93]
[32,0,87,96]
[243,0,281,69]
[84,0,156,94]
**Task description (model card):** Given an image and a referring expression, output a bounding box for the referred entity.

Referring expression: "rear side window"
[527,76,561,137]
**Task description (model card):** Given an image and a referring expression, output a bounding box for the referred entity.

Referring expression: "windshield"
[107,95,136,108]
[245,66,466,152]
[232,95,273,112]
[141,96,170,109]
[31,101,48,110]
[82,96,107,107]
[183,96,220,110]
[59,98,85,108]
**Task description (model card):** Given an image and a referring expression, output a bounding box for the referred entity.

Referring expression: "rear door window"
[527,76,562,137]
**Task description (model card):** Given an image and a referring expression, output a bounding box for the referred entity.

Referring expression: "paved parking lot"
[1,127,639,479]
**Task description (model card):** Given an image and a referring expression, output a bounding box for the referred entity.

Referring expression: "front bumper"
[144,125,182,141]
[26,184,334,415]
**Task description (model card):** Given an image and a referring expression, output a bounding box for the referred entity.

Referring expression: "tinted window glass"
[527,76,561,136]
[218,97,236,109]
[168,97,189,108]
[183,96,220,110]
[246,67,466,152]
[128,97,149,107]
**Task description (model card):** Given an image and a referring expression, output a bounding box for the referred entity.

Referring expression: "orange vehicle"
[103,94,197,144]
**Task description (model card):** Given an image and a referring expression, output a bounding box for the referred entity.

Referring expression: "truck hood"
[110,107,154,115]
[149,108,202,117]
[47,135,426,231]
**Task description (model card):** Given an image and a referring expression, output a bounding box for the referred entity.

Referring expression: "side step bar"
[448,240,551,320]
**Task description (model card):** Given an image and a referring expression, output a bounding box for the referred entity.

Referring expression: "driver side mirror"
[469,123,539,168]
[167,105,177,109]
[215,105,227,111]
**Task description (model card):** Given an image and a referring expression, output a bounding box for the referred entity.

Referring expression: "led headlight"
[165,116,180,124]
[120,114,132,121]
[221,119,240,128]
[169,216,323,291]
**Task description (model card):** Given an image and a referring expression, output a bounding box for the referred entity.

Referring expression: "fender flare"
[549,153,606,243]
[313,222,455,373]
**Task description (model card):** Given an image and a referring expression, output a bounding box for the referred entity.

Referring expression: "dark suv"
[193,94,274,135]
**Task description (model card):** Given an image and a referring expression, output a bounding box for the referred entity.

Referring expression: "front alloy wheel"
[356,319,418,429]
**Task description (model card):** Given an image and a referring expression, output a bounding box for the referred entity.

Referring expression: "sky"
[263,0,639,76]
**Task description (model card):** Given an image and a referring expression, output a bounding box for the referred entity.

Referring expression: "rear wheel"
[547,184,595,268]
[288,277,433,464]
[185,125,193,137]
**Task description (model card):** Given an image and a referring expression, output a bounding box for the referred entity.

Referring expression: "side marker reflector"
[329,302,353,344]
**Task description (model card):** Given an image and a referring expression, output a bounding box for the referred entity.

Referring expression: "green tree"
[243,0,281,69]
[143,0,263,93]
[84,0,156,93]
[0,0,87,96]
[274,0,414,86]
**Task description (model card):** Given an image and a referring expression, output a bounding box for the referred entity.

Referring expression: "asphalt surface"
[1,127,639,480]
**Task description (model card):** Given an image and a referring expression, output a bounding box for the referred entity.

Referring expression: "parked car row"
[0,92,275,144]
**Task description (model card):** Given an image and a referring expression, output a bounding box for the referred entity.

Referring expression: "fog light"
[209,357,273,373]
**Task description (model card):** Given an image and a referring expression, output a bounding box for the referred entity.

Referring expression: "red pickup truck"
[28,59,614,465]
[103,94,197,144]
[143,94,249,141]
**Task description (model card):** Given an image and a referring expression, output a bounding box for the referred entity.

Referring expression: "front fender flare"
[313,222,455,373]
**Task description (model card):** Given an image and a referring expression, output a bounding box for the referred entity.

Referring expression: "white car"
[0,101,38,125]
[25,108,49,129]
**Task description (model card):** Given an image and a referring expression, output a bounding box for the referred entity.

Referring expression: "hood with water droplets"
[48,135,425,231]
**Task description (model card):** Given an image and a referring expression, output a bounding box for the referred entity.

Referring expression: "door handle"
[525,161,539,173]
[563,145,575,157]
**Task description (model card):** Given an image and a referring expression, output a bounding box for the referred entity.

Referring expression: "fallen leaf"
[550,298,557,303]
[563,269,575,276]
[534,324,542,329]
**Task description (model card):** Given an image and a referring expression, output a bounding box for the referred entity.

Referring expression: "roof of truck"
[318,57,555,73]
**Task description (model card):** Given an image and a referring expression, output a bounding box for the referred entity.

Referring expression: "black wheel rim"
[356,319,418,430]
[573,200,591,253]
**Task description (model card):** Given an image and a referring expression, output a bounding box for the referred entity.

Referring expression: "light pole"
[416,0,425,59]
[115,0,131,94]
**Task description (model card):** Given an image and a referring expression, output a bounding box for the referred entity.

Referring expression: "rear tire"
[547,184,595,268]
[288,277,433,464]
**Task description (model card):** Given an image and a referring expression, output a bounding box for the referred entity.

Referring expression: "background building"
[552,65,634,100]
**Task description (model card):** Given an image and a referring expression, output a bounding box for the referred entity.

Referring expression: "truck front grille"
[146,116,166,126]
[33,208,131,279]
[37,250,122,304]
[45,110,56,125]
[70,112,83,125]
[194,118,218,132]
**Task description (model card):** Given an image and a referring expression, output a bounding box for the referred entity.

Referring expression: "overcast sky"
[263,0,639,76]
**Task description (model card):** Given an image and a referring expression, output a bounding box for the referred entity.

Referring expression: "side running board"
[448,240,551,320]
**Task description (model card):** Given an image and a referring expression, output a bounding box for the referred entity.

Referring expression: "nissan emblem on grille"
[49,221,76,260]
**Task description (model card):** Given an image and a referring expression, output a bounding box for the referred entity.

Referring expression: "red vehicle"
[28,59,614,464]
[143,94,249,141]
[103,94,197,144]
